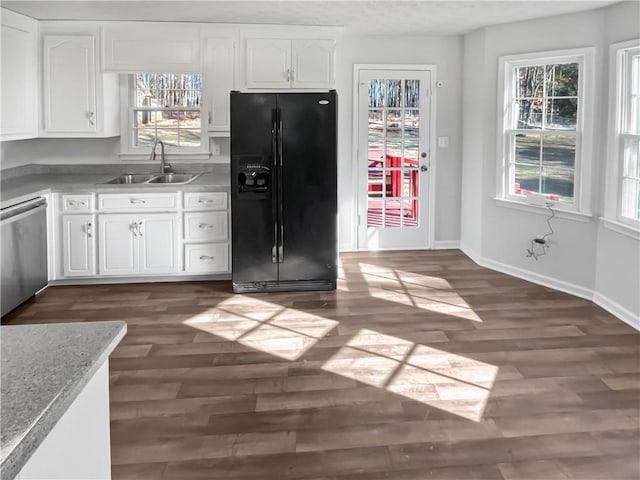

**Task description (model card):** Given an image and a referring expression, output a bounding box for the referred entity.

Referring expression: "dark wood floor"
[4,250,639,479]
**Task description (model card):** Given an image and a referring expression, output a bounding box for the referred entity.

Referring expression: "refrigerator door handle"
[271,108,279,263]
[277,109,285,263]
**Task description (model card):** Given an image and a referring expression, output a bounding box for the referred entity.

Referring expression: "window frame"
[607,40,640,230]
[119,73,210,159]
[497,47,595,214]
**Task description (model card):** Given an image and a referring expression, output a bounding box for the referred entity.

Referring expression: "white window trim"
[496,47,595,215]
[118,74,211,160]
[604,39,640,233]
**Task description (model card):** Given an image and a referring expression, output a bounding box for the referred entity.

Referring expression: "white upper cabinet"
[41,29,119,137]
[202,35,236,133]
[43,35,97,134]
[0,9,38,141]
[291,39,335,89]
[102,23,200,73]
[244,38,335,90]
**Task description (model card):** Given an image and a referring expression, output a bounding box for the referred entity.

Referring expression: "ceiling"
[1,0,620,35]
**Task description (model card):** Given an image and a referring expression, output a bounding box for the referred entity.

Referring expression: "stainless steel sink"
[146,173,201,184]
[101,173,201,185]
[103,174,157,184]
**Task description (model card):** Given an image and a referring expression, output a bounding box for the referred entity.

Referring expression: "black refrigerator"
[230,91,337,293]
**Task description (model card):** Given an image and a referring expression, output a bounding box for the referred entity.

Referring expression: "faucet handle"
[164,162,173,173]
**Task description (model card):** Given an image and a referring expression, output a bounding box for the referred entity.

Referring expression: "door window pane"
[386,80,402,108]
[403,169,419,197]
[385,169,402,198]
[368,80,385,108]
[403,141,419,167]
[386,110,402,137]
[386,140,403,164]
[404,80,420,108]
[402,199,419,227]
[384,199,402,227]
[404,110,420,137]
[368,110,384,138]
[367,198,383,227]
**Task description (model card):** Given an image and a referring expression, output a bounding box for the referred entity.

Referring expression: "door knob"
[420,165,428,172]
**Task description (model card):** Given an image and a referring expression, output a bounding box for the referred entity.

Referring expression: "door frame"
[352,64,437,251]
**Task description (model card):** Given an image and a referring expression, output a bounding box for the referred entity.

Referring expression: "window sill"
[494,197,593,223]
[600,218,640,240]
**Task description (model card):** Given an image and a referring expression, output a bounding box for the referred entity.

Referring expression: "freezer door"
[230,93,279,286]
[277,92,337,283]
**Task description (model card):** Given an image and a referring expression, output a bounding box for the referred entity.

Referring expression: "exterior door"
[356,67,433,250]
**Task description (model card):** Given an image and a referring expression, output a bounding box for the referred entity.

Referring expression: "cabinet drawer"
[184,212,227,241]
[185,243,228,273]
[61,194,93,212]
[98,193,177,211]
[184,192,227,211]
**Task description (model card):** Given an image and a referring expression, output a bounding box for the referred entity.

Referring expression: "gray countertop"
[0,321,127,479]
[0,164,231,209]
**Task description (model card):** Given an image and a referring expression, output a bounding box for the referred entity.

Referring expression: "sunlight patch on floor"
[322,329,498,421]
[356,263,482,322]
[184,296,338,360]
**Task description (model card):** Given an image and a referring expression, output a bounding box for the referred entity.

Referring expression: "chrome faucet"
[149,138,172,174]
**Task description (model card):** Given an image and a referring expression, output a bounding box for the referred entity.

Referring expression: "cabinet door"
[62,215,96,277]
[0,10,38,140]
[203,37,235,132]
[99,214,137,275]
[245,39,291,89]
[43,35,97,134]
[291,39,335,89]
[138,214,178,274]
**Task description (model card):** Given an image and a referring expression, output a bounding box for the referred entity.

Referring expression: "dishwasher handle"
[0,198,47,225]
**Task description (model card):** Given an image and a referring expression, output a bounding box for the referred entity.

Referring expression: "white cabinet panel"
[291,39,335,89]
[99,214,137,275]
[245,39,291,89]
[62,214,96,277]
[102,23,200,73]
[184,192,227,211]
[185,243,229,273]
[243,38,335,90]
[184,212,228,242]
[0,9,38,141]
[43,35,97,134]
[138,214,178,274]
[98,193,177,212]
[203,36,235,133]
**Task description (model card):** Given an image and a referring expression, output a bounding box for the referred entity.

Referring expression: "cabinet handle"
[138,221,143,236]
[208,111,212,126]
[285,68,291,82]
[68,200,86,207]
[290,69,295,82]
[199,255,214,261]
[131,221,138,237]
[198,198,213,205]
[87,111,94,126]
[129,199,146,204]
[198,223,214,229]
[86,221,92,238]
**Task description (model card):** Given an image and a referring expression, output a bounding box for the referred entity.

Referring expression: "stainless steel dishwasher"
[1,197,48,316]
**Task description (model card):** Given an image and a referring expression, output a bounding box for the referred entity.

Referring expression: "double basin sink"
[102,173,201,185]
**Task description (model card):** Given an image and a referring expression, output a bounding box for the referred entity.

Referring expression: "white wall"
[593,1,640,326]
[460,2,640,326]
[336,34,463,250]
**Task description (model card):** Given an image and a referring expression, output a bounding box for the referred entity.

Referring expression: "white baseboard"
[460,244,639,331]
[593,293,640,331]
[433,240,461,250]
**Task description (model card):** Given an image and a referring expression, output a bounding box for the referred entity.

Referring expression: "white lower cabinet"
[99,213,177,276]
[62,214,96,277]
[185,243,229,273]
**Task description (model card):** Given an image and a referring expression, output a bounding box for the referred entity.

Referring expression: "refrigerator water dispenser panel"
[237,162,271,194]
